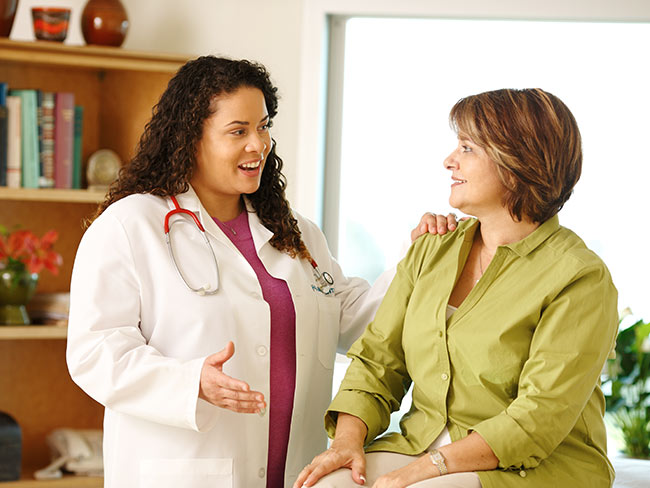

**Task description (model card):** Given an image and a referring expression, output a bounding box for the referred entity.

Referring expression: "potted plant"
[603,308,650,458]
[0,225,62,325]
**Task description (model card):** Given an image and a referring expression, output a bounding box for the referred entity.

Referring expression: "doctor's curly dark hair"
[94,55,311,260]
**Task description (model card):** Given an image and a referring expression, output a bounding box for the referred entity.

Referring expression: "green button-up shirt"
[326,216,618,487]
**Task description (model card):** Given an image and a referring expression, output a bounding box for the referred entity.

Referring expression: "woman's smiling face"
[443,134,507,217]
[190,86,272,212]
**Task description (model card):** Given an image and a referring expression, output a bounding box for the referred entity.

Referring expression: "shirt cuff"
[471,412,545,469]
[325,390,390,444]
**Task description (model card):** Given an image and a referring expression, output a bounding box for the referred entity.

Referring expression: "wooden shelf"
[0,475,102,487]
[0,38,187,73]
[0,325,68,340]
[0,37,187,476]
[0,188,105,203]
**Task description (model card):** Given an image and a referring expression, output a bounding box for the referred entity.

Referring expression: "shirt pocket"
[139,458,232,488]
[316,294,341,370]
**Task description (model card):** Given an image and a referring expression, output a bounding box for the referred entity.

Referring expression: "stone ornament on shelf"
[81,0,129,47]
[87,148,121,192]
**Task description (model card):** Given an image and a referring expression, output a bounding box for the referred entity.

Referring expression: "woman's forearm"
[293,413,368,488]
[331,413,368,447]
[438,432,499,474]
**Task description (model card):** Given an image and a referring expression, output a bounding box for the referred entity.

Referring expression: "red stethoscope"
[163,196,335,295]
[164,196,219,296]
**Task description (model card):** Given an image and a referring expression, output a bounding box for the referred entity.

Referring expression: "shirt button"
[258,467,266,478]
[256,345,268,356]
[438,331,443,337]
[519,470,527,478]
[258,406,267,417]
[441,373,449,381]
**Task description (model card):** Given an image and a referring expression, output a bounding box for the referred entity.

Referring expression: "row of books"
[0,82,84,189]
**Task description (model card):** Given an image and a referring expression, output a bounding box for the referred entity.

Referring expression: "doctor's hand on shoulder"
[411,212,461,242]
[199,341,266,413]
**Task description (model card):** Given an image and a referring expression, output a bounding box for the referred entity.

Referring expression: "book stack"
[0,82,84,189]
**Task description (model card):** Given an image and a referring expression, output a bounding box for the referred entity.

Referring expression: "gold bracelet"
[429,449,448,475]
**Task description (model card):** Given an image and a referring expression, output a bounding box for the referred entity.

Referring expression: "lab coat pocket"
[316,295,340,369]
[139,458,232,488]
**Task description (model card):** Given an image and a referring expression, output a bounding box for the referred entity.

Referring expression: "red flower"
[0,228,63,275]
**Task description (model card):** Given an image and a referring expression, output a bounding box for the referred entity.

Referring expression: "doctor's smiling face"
[190,86,272,220]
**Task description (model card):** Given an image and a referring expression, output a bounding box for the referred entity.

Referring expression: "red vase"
[81,0,129,47]
[0,0,19,37]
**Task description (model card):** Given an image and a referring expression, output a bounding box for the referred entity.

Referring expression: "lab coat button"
[258,406,267,416]
[441,373,449,381]
[519,470,527,478]
[258,467,266,478]
[438,331,443,337]
[257,345,268,356]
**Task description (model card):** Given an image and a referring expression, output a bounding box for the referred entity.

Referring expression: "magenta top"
[214,211,296,488]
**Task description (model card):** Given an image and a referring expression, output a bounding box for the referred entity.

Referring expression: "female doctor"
[66,56,454,488]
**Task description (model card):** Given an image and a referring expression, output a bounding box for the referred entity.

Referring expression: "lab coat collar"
[170,187,274,253]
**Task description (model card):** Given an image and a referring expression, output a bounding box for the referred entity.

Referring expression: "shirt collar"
[456,214,560,257]
[504,214,560,257]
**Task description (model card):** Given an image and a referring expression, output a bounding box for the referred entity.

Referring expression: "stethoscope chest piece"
[310,258,335,294]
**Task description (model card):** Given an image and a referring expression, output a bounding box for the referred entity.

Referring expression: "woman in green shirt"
[294,88,618,488]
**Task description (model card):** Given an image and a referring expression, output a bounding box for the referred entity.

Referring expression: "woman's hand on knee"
[293,443,367,487]
[371,454,438,488]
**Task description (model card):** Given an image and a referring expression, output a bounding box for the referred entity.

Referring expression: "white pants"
[312,452,482,487]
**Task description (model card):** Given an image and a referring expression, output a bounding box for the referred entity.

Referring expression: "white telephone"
[34,429,103,480]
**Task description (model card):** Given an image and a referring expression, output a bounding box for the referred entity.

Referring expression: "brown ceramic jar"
[0,0,19,37]
[81,0,129,47]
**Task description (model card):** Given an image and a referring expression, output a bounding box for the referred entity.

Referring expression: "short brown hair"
[449,88,582,223]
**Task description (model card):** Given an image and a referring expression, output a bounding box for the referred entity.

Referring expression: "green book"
[72,105,84,189]
[8,89,39,188]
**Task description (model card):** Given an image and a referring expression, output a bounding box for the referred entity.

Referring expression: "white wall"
[9,0,650,219]
[297,0,650,220]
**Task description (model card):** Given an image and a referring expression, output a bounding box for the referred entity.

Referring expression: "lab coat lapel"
[173,187,239,252]
[246,201,308,298]
[243,197,274,254]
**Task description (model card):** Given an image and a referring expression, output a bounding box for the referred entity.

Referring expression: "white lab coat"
[66,187,392,488]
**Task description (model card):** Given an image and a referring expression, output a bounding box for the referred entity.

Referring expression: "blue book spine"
[72,105,84,189]
[0,82,7,106]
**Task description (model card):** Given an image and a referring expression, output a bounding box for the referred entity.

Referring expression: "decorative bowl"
[31,7,70,42]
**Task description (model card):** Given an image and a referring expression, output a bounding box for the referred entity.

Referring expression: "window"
[327,16,650,430]
[327,16,650,318]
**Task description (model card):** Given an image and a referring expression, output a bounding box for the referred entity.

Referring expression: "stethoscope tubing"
[164,196,334,296]
[164,196,220,295]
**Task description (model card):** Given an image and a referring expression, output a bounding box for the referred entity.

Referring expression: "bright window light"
[330,17,650,431]
[334,17,650,320]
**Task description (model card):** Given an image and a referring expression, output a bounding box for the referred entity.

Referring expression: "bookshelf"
[0,325,68,340]
[0,188,104,203]
[0,38,188,485]
[0,475,102,487]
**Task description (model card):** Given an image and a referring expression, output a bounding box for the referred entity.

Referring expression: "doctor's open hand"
[199,341,266,414]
